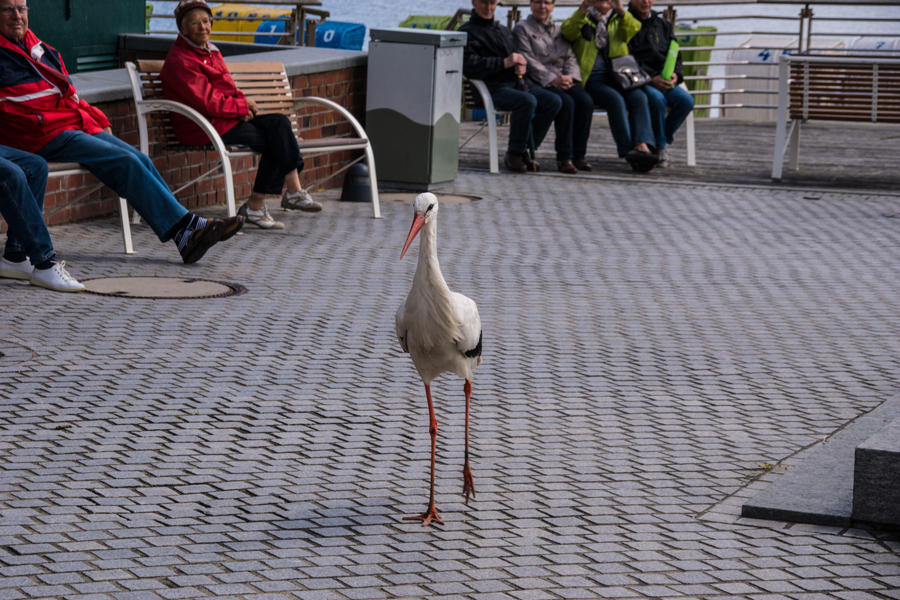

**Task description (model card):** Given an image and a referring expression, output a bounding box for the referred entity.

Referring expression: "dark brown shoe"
[504,151,527,173]
[220,215,245,241]
[180,219,224,264]
[574,159,593,172]
[557,158,578,174]
[523,153,540,172]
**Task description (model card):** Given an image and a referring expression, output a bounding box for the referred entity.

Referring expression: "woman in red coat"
[161,0,322,230]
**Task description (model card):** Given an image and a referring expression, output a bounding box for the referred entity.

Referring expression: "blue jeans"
[37,131,188,241]
[491,86,562,154]
[639,84,695,150]
[584,73,656,158]
[0,145,55,265]
[539,84,595,161]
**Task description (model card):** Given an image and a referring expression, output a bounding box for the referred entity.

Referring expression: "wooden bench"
[125,59,381,219]
[772,54,900,180]
[465,78,696,173]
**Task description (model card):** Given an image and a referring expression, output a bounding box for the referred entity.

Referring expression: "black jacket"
[460,13,518,93]
[627,7,684,83]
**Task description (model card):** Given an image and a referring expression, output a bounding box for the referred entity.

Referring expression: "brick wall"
[7,63,367,231]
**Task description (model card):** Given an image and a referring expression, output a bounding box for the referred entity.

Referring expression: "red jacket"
[160,35,249,146]
[0,30,110,153]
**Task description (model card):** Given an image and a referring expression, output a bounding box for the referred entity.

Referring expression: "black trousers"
[221,113,304,195]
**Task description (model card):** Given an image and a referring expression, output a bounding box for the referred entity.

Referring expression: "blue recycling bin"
[253,19,364,50]
[317,22,365,50]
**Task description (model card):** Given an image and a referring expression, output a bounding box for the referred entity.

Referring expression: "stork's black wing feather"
[464,331,483,358]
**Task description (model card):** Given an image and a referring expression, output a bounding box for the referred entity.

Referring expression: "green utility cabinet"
[366,28,467,190]
[28,0,145,73]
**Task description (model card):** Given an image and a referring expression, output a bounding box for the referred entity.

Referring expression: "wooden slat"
[224,61,286,72]
[787,58,900,123]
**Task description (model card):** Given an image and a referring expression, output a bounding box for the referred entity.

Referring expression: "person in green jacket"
[561,0,659,172]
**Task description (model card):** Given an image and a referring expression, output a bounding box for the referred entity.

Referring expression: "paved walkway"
[1,170,899,600]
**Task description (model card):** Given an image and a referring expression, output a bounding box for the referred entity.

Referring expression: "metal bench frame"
[772,54,900,180]
[47,163,134,254]
[467,78,696,174]
[126,59,381,220]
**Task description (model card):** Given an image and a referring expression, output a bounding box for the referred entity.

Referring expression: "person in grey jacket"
[514,0,595,173]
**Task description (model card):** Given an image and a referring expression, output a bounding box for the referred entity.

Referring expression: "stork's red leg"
[405,383,444,526]
[462,380,476,504]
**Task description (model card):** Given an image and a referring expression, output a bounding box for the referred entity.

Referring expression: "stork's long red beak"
[400,214,426,259]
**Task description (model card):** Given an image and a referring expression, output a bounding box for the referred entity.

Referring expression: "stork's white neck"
[406,210,459,351]
[414,215,449,293]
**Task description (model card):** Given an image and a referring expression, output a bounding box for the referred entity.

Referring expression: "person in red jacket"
[161,0,322,231]
[0,0,243,264]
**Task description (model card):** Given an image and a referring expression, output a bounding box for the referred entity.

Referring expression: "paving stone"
[0,172,898,600]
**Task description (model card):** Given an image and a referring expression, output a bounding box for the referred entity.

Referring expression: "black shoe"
[625,149,659,173]
[505,151,527,173]
[573,159,593,172]
[180,219,224,264]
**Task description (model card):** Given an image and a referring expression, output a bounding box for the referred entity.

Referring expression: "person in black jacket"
[461,0,562,173]
[627,0,694,167]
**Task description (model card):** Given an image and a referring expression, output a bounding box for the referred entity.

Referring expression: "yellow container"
[209,3,291,43]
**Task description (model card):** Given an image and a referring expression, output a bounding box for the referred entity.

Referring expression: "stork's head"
[400,193,439,259]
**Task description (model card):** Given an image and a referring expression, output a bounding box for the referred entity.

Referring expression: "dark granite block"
[742,396,900,528]
[852,418,900,527]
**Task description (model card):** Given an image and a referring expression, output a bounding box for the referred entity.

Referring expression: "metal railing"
[146,1,330,47]
[499,0,900,120]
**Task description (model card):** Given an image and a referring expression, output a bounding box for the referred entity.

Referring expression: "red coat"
[0,30,110,153]
[160,35,249,146]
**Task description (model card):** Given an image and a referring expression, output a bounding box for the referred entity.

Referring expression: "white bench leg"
[223,158,237,218]
[788,120,801,171]
[119,197,135,255]
[772,56,790,180]
[487,111,500,174]
[685,110,696,167]
[364,143,382,219]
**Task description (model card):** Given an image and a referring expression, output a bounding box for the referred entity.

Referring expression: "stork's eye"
[425,204,435,214]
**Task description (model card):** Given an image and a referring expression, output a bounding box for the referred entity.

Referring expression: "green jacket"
[560,8,642,86]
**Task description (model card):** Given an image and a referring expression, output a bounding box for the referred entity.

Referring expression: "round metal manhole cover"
[82,277,246,299]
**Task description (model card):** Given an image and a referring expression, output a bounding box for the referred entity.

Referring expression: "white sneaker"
[29,261,85,293]
[0,256,33,280]
[238,202,285,230]
[281,189,323,213]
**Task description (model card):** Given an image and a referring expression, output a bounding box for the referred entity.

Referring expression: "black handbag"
[610,54,651,92]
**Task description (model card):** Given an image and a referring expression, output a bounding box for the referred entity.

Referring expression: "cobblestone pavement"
[1,171,899,600]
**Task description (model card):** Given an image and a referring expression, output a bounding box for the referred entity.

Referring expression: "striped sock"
[173,215,208,251]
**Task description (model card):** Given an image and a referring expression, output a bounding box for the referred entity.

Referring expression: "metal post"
[663,5,677,30]
[806,6,814,54]
[798,4,812,54]
[281,7,298,46]
[506,7,521,30]
[872,63,879,122]
[802,61,809,121]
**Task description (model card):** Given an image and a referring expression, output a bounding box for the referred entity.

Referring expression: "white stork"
[395,193,483,526]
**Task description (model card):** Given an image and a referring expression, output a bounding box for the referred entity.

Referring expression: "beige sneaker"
[238,202,284,230]
[281,189,323,212]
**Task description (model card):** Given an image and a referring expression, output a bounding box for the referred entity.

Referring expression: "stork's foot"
[462,463,476,505]
[404,504,444,527]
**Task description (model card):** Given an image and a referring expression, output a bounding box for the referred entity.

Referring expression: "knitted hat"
[174,0,213,32]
